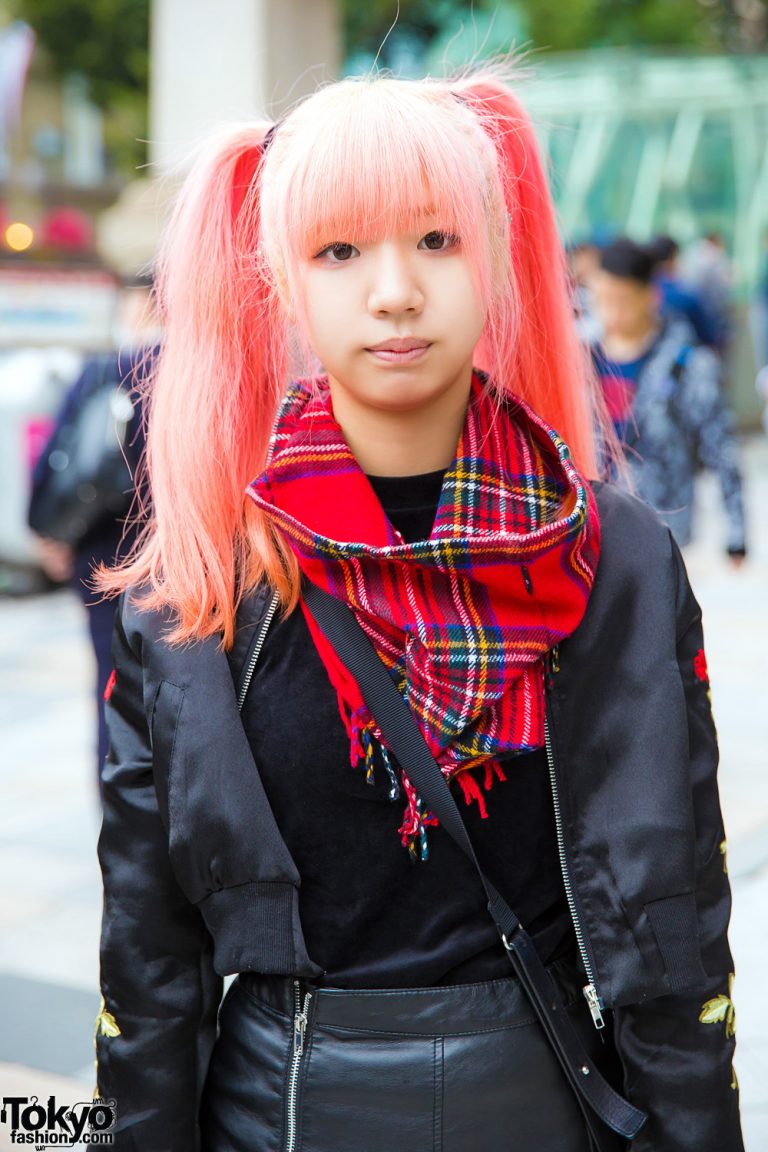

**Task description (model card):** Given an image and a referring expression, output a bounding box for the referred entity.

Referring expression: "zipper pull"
[294,991,312,1056]
[550,644,560,675]
[294,1005,308,1055]
[583,983,605,1030]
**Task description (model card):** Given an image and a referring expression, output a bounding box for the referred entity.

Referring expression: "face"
[297,223,486,424]
[591,271,658,341]
[569,245,599,288]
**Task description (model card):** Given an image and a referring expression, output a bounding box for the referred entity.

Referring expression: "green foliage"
[9,0,149,103]
[344,0,733,61]
[8,0,149,172]
[345,0,466,54]
[571,0,722,52]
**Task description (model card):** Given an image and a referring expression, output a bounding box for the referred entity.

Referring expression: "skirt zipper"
[545,646,605,1031]
[284,979,313,1152]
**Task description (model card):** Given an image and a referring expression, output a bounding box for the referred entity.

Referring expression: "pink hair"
[454,77,603,472]
[96,74,611,646]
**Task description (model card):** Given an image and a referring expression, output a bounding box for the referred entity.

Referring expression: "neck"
[327,372,473,477]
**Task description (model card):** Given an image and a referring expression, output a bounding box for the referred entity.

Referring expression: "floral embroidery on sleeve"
[693,648,709,684]
[93,995,122,1100]
[95,995,121,1038]
[699,972,736,1038]
[699,973,739,1090]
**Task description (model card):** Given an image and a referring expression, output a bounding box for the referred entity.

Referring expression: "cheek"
[455,276,487,343]
[297,275,340,355]
[597,298,618,327]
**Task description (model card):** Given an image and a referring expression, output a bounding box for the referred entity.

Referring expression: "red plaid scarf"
[248,373,600,856]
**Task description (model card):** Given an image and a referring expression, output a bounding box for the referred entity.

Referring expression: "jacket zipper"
[284,979,313,1152]
[237,590,280,712]
[237,603,313,1149]
[545,645,605,1031]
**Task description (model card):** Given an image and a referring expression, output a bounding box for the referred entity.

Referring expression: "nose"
[367,242,424,316]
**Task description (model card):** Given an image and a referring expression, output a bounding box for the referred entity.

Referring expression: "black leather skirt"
[199,959,624,1152]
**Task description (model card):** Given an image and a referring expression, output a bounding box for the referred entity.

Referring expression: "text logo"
[0,1095,116,1147]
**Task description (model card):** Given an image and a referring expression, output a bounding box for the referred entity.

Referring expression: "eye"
[418,230,459,252]
[315,242,359,263]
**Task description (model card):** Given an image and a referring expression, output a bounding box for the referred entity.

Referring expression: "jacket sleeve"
[613,536,744,1151]
[678,347,746,555]
[95,597,223,1150]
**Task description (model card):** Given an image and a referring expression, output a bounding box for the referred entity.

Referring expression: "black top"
[240,469,574,987]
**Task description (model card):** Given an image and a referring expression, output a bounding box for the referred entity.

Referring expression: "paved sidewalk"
[1,437,767,1149]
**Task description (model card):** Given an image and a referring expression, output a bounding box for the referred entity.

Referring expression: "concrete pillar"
[149,0,341,172]
[99,0,340,273]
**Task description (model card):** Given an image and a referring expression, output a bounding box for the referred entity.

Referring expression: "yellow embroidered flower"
[95,995,121,1039]
[93,994,121,1100]
[699,973,736,1040]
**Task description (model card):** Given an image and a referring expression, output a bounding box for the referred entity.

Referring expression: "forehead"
[594,271,651,301]
[262,83,494,260]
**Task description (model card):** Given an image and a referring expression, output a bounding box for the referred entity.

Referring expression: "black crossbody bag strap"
[302,582,646,1146]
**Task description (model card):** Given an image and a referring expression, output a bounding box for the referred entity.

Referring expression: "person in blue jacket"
[29,274,156,795]
[591,237,746,562]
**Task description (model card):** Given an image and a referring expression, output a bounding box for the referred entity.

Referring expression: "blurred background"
[0,1,766,1148]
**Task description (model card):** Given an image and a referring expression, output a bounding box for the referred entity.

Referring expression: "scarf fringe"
[398,772,439,862]
[345,698,508,858]
[378,744,401,802]
[454,758,507,819]
[345,700,438,860]
[345,705,396,796]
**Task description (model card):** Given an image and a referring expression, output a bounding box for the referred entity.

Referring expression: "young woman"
[93,73,744,1152]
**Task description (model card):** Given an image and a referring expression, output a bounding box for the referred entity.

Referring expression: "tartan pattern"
[247,372,600,849]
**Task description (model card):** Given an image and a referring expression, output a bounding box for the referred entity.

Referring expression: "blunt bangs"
[259,77,503,300]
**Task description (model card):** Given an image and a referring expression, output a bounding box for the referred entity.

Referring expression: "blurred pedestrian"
[679,232,733,352]
[28,272,157,796]
[592,237,746,563]
[750,230,768,371]
[757,364,768,435]
[92,75,742,1152]
[566,239,601,343]
[649,234,723,350]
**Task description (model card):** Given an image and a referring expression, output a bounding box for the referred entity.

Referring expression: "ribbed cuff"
[197,880,323,978]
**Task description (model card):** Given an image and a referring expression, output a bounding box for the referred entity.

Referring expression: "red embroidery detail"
[103,669,117,701]
[694,649,708,684]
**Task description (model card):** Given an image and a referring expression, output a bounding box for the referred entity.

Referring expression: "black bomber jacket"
[95,483,744,1151]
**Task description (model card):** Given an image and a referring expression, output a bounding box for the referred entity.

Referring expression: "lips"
[367,337,430,352]
[366,337,431,363]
